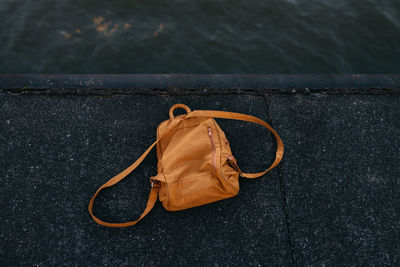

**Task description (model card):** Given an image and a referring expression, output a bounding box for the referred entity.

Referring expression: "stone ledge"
[1,74,400,95]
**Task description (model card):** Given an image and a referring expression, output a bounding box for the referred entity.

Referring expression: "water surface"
[1,0,399,73]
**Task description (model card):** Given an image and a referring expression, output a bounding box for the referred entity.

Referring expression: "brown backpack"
[89,104,284,227]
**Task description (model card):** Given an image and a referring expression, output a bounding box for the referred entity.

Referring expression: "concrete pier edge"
[1,74,400,95]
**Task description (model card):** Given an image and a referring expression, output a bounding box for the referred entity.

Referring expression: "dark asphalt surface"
[1,93,399,266]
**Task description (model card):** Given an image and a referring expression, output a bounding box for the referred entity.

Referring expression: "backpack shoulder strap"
[88,140,159,227]
[88,118,182,228]
[188,110,284,179]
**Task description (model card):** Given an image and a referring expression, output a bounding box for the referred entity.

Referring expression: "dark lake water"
[1,0,399,74]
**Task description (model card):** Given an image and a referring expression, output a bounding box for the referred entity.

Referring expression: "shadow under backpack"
[89,104,284,227]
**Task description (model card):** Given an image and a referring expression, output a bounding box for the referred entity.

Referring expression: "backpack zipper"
[210,121,239,192]
[208,127,216,170]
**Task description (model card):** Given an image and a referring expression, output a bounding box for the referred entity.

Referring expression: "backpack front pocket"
[160,119,218,183]
[160,173,238,211]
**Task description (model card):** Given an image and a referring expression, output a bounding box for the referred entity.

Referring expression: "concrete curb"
[1,74,400,95]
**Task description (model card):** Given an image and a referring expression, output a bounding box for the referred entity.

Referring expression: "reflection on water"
[0,0,399,74]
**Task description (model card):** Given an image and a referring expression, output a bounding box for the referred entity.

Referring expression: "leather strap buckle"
[150,177,161,188]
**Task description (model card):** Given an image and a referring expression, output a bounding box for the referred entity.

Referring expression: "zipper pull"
[208,127,212,136]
